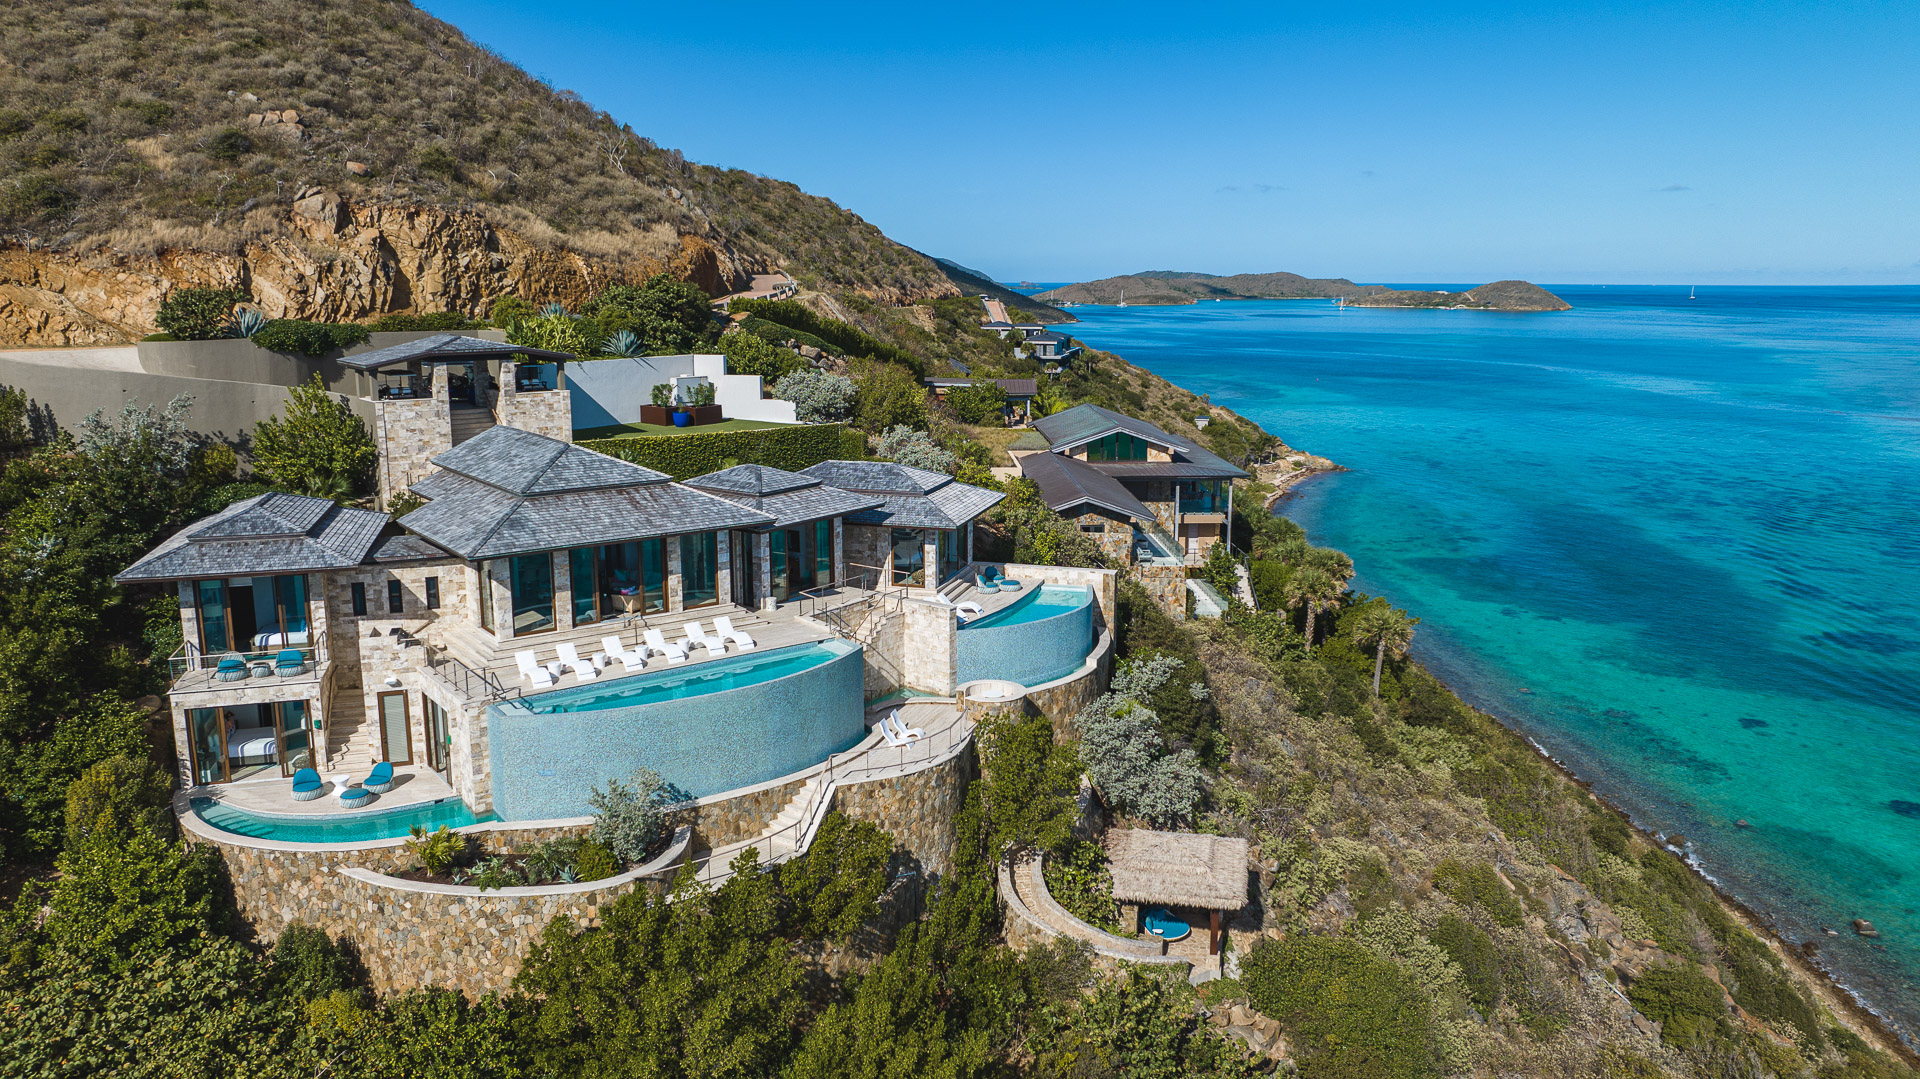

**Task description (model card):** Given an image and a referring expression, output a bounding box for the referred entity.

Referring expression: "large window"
[478,562,495,632]
[509,553,555,635]
[936,528,963,583]
[680,531,719,608]
[590,540,667,616]
[891,528,925,587]
[192,574,310,653]
[196,580,230,653]
[185,701,312,785]
[1083,432,1152,461]
[570,547,599,625]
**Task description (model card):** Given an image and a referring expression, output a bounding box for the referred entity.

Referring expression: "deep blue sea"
[1060,286,1920,1039]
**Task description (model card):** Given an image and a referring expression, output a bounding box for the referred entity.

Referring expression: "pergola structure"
[1104,828,1251,955]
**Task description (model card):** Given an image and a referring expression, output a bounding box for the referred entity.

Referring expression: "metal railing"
[696,713,975,885]
[422,642,519,702]
[170,642,320,683]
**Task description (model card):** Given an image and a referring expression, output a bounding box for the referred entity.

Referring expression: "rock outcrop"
[0,191,758,347]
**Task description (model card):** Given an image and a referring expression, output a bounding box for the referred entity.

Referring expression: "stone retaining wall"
[831,744,971,878]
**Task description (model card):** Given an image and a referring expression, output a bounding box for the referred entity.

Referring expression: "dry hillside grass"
[0,0,951,301]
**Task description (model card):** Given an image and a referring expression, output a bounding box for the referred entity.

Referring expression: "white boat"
[1117,289,1127,308]
[1689,286,1697,300]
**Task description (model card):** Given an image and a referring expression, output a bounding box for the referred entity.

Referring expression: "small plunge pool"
[191,795,494,844]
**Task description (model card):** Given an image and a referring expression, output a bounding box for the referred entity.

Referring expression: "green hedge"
[578,423,856,480]
[251,320,371,357]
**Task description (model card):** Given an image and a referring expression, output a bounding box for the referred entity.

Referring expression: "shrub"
[251,374,378,498]
[416,143,457,177]
[505,312,593,356]
[1428,913,1502,1013]
[1242,934,1441,1079]
[155,287,245,340]
[227,306,267,338]
[405,826,466,876]
[462,855,525,892]
[272,922,354,999]
[773,368,856,423]
[369,311,482,332]
[975,712,1080,856]
[851,360,927,431]
[721,329,804,381]
[1075,660,1208,827]
[574,841,616,882]
[579,423,851,479]
[488,295,537,329]
[64,753,171,850]
[778,812,892,941]
[1624,962,1729,1047]
[944,380,1006,425]
[874,424,956,473]
[580,275,719,354]
[1043,840,1121,931]
[251,319,371,356]
[588,768,684,865]
[521,837,585,884]
[602,329,643,357]
[48,826,223,969]
[1430,859,1524,927]
[204,127,252,160]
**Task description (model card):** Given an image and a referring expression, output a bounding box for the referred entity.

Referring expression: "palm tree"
[1351,603,1419,697]
[1284,566,1341,649]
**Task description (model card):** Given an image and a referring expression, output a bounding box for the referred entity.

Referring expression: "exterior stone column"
[833,518,845,586]
[666,536,684,612]
[486,559,514,644]
[756,532,774,611]
[922,530,938,590]
[551,551,572,631]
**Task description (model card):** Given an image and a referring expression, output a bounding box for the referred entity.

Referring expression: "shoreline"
[1254,456,1917,1062]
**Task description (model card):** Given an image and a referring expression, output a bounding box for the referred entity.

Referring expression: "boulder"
[346,161,369,176]
[1853,919,1881,938]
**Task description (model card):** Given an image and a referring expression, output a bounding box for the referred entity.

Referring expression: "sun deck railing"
[169,642,320,683]
[421,642,519,702]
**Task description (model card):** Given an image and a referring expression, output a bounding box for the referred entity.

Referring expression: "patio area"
[190,762,456,817]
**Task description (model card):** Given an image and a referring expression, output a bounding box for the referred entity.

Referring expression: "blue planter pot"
[671,411,692,427]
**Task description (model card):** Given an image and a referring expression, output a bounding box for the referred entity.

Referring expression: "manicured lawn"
[575,418,798,440]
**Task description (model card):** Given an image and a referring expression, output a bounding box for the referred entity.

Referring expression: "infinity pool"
[958,585,1095,687]
[487,638,866,820]
[191,795,494,843]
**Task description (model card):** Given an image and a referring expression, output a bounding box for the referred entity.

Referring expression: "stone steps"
[691,774,826,885]
[449,407,497,445]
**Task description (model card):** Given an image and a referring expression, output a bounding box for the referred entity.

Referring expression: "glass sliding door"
[276,700,311,775]
[509,553,555,635]
[188,707,228,785]
[195,580,230,654]
[769,530,790,603]
[813,519,833,589]
[378,691,413,764]
[478,562,496,632]
[641,538,667,612]
[936,529,962,583]
[271,574,309,642]
[891,528,925,587]
[569,547,599,625]
[424,697,450,775]
[680,532,718,608]
[730,530,754,606]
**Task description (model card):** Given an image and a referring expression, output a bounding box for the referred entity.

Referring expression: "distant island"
[1036,271,1572,312]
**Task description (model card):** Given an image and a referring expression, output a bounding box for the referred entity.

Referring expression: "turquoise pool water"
[191,795,494,843]
[958,585,1095,687]
[488,638,867,819]
[964,584,1088,629]
[521,639,854,713]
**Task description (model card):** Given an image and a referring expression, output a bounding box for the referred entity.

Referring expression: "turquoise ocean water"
[1058,287,1920,1038]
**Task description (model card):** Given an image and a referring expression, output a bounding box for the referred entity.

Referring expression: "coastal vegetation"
[1037,271,1571,311]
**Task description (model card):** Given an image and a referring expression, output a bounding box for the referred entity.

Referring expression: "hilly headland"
[1038,271,1572,311]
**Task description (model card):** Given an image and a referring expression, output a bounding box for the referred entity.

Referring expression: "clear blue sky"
[420,1,1919,285]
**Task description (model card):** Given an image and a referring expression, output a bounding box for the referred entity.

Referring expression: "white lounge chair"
[713,616,757,650]
[555,642,599,681]
[930,592,985,620]
[682,621,727,658]
[602,635,647,672]
[515,650,558,688]
[878,710,911,747]
[643,628,688,665]
[879,709,926,747]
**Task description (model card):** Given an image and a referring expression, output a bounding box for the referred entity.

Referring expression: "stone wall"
[374,364,453,508]
[1025,630,1114,741]
[901,598,958,695]
[496,385,571,442]
[1131,562,1188,621]
[1074,510,1136,564]
[842,523,893,583]
[831,745,972,878]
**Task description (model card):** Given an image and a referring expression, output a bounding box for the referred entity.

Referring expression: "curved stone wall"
[486,640,866,819]
[956,585,1095,688]
[1024,630,1115,740]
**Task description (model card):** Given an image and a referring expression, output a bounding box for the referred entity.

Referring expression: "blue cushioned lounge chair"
[290,767,325,802]
[215,654,248,681]
[339,784,372,807]
[274,648,307,677]
[363,761,395,794]
[974,572,1000,593]
[984,566,1022,592]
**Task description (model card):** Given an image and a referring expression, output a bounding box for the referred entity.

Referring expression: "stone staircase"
[690,773,829,885]
[449,406,497,445]
[324,688,381,771]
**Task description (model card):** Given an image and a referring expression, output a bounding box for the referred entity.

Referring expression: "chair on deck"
[878,710,925,747]
[555,642,598,681]
[712,616,757,650]
[983,566,1022,592]
[602,635,647,672]
[973,572,1000,593]
[643,628,688,665]
[339,784,373,808]
[516,650,559,688]
[682,622,727,659]
[362,761,395,794]
[290,767,326,802]
[215,653,249,681]
[274,648,308,677]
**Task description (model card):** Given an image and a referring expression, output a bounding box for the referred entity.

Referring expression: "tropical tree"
[1033,380,1070,418]
[251,375,378,499]
[1282,566,1339,650]
[1350,602,1419,697]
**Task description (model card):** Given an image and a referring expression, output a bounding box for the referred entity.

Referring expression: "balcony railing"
[1178,498,1222,514]
[169,642,320,684]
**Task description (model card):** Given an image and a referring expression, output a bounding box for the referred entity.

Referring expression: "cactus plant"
[538,301,570,319]
[602,329,643,357]
[227,306,268,338]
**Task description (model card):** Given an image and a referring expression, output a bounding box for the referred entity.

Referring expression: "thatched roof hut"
[1104,829,1250,911]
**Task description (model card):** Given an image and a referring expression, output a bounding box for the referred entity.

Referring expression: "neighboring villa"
[924,377,1041,426]
[1014,403,1247,616]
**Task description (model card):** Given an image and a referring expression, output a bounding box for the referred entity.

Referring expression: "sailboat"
[1688,286,1697,300]
[1117,289,1128,308]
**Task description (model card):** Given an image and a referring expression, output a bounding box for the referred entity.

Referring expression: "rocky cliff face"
[0,191,757,347]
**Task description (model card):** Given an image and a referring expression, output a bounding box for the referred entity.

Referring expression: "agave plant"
[227,306,268,338]
[538,301,570,319]
[602,329,643,357]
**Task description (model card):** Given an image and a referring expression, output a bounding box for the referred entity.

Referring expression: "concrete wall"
[567,354,798,431]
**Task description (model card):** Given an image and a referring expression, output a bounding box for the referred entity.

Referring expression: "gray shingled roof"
[115,492,388,582]
[1033,403,1247,480]
[366,532,456,563]
[1018,449,1154,521]
[800,460,1005,529]
[399,426,772,559]
[340,334,576,372]
[924,377,1037,395]
[684,465,885,529]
